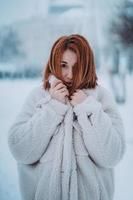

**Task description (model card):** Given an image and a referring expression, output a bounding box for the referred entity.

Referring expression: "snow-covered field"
[0,74,133,200]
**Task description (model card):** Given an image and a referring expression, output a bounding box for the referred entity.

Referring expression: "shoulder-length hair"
[43,34,98,96]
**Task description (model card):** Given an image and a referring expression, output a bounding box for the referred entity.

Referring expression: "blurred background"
[0,0,133,199]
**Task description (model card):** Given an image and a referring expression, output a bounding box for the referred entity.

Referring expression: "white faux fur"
[8,84,126,200]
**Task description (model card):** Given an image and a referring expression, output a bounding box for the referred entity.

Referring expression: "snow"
[0,73,133,200]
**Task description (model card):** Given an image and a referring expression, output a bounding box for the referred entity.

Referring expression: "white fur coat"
[8,84,126,200]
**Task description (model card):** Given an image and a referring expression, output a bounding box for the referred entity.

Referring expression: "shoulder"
[23,84,49,108]
[27,84,48,100]
[96,84,118,112]
[97,84,114,100]
[85,84,117,111]
[84,84,114,102]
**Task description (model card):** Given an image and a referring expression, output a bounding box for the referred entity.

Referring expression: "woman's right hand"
[49,80,69,104]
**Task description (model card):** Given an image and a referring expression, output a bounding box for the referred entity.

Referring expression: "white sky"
[0,0,49,27]
[0,0,126,27]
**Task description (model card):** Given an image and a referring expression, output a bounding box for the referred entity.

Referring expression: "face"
[61,49,77,84]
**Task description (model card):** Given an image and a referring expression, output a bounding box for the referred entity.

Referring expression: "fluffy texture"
[8,84,126,200]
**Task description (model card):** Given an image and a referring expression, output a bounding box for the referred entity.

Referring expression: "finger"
[61,90,69,96]
[72,90,78,95]
[70,93,76,98]
[59,88,68,93]
[54,83,67,90]
[51,80,62,88]
[65,90,69,95]
[74,90,79,93]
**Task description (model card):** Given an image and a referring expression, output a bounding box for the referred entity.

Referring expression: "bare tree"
[110,0,133,48]
[0,26,25,62]
[105,1,133,103]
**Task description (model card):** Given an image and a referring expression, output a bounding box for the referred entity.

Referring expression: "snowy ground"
[0,73,133,200]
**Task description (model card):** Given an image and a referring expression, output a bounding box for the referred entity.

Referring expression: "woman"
[8,34,126,200]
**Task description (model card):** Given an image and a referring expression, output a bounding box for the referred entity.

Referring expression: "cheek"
[61,68,67,78]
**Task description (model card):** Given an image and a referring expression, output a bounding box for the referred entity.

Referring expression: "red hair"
[42,34,98,96]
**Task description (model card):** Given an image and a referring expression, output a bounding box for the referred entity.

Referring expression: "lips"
[66,82,72,85]
[66,80,72,83]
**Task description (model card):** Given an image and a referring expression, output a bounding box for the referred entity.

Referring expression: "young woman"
[8,34,126,200]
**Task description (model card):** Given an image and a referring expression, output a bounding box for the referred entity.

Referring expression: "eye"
[61,64,67,68]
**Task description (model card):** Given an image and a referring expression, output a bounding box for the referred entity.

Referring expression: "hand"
[49,80,69,104]
[70,89,87,106]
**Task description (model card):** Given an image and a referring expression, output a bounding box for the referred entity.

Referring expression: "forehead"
[61,49,77,63]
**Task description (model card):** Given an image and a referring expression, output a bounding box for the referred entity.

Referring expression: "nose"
[67,69,73,80]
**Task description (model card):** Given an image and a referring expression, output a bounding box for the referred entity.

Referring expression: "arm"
[73,88,126,168]
[8,88,68,164]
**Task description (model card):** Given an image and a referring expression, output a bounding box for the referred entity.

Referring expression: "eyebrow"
[61,61,77,66]
[61,61,68,64]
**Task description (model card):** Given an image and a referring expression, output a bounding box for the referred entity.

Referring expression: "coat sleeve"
[73,88,126,168]
[8,88,68,164]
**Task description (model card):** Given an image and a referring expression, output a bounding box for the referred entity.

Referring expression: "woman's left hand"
[70,89,87,106]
